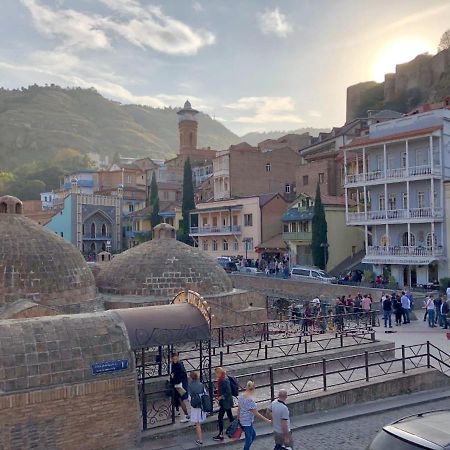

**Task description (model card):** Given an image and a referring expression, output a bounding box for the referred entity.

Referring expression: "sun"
[372,39,435,82]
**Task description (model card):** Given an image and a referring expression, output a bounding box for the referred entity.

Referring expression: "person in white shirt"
[426,295,436,328]
[269,390,292,450]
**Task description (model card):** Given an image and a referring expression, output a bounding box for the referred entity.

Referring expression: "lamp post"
[320,242,329,270]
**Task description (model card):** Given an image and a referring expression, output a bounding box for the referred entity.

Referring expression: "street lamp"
[320,242,329,269]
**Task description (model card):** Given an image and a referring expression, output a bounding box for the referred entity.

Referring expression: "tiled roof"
[343,125,442,149]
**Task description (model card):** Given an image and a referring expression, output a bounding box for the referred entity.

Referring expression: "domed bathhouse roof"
[96,223,233,297]
[0,195,97,314]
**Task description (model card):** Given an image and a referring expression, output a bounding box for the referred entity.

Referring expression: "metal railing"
[190,225,242,234]
[367,245,444,257]
[347,207,443,223]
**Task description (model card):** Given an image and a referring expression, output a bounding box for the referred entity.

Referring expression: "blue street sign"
[91,359,129,375]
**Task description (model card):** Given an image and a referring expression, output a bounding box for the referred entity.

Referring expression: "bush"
[439,277,450,292]
[363,270,375,283]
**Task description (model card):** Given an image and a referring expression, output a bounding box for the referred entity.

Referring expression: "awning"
[256,233,287,251]
[112,303,210,350]
[362,256,440,265]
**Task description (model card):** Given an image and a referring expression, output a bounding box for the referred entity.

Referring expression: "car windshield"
[317,270,332,278]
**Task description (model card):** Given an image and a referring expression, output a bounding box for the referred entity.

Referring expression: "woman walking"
[170,352,190,423]
[189,371,206,446]
[212,367,234,442]
[238,381,271,450]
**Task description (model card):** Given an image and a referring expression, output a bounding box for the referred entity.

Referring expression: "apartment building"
[211,143,301,201]
[282,193,364,271]
[189,194,287,260]
[344,106,450,286]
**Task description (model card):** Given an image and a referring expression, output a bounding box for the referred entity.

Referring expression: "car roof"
[384,410,450,449]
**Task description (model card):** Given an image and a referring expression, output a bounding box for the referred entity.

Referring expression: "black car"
[368,410,450,449]
[217,260,238,273]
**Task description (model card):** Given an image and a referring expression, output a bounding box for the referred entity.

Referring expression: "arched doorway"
[91,223,96,238]
[101,224,107,236]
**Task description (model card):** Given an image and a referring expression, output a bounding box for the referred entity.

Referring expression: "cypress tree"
[179,158,195,243]
[311,183,328,270]
[149,171,160,229]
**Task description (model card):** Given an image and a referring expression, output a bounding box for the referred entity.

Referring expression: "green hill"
[0,85,240,170]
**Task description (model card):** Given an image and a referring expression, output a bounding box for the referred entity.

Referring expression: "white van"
[290,266,336,284]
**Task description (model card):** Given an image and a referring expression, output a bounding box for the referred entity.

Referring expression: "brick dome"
[0,196,96,312]
[96,224,233,297]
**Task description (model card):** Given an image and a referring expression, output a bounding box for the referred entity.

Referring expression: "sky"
[0,0,448,136]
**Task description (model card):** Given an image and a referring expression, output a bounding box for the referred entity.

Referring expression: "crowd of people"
[169,352,292,449]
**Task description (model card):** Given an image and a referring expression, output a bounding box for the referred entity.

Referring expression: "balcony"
[347,207,443,224]
[363,245,445,265]
[190,225,242,236]
[345,164,441,187]
[282,231,312,241]
[83,234,112,240]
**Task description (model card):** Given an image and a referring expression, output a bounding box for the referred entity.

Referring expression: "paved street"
[226,397,450,450]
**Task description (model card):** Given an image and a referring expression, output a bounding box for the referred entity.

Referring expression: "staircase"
[330,249,366,277]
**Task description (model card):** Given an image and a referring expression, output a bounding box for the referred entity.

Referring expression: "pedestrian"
[213,367,234,442]
[301,305,311,334]
[400,291,411,324]
[382,294,392,328]
[237,381,271,450]
[170,352,190,423]
[426,295,436,328]
[269,389,293,450]
[189,371,206,446]
[434,296,442,326]
[441,298,449,329]
[393,295,403,326]
[335,297,345,332]
[361,294,372,312]
[446,282,450,300]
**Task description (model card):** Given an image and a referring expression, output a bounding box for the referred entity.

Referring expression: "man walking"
[400,291,411,324]
[426,295,436,328]
[382,294,392,328]
[269,389,293,450]
[441,298,449,329]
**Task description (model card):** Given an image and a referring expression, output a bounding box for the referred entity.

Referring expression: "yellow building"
[282,193,364,272]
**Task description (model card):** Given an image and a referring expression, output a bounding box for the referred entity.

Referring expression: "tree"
[311,183,328,270]
[179,158,195,244]
[438,29,450,52]
[149,171,160,230]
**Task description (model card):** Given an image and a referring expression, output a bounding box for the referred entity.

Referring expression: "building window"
[318,173,324,184]
[402,193,408,210]
[163,191,169,200]
[417,191,425,208]
[101,224,107,236]
[265,163,271,172]
[402,232,416,247]
[376,155,383,172]
[223,239,228,251]
[401,152,407,168]
[202,217,208,226]
[285,184,291,194]
[378,194,385,211]
[128,204,134,212]
[60,232,64,237]
[303,175,309,186]
[212,240,218,251]
[426,233,437,248]
[203,240,208,251]
[380,234,389,246]
[233,240,239,251]
[388,193,396,210]
[283,223,289,232]
[244,238,253,251]
[244,214,253,226]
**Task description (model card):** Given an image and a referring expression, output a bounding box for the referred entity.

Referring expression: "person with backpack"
[189,371,206,446]
[170,352,190,423]
[213,367,234,442]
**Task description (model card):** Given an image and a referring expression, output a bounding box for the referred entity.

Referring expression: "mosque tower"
[177,100,199,155]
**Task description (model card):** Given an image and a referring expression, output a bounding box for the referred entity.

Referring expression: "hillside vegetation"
[0,85,240,170]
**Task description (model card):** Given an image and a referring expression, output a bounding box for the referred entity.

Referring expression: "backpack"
[201,391,213,412]
[229,376,239,397]
[190,392,202,409]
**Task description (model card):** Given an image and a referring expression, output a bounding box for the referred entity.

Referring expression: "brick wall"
[261,195,288,242]
[231,274,386,301]
[0,377,139,450]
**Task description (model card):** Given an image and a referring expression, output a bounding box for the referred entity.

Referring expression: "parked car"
[290,266,337,284]
[368,410,450,450]
[239,266,260,274]
[217,259,238,273]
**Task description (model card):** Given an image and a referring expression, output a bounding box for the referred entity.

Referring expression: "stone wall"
[0,312,140,450]
[231,274,386,301]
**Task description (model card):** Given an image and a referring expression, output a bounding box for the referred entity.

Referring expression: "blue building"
[46,192,122,257]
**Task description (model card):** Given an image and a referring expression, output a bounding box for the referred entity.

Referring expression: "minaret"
[177,100,199,155]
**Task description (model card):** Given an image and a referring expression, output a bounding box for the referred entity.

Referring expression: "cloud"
[21,0,110,50]
[21,0,215,55]
[308,110,322,118]
[226,96,303,125]
[257,8,293,38]
[192,2,204,13]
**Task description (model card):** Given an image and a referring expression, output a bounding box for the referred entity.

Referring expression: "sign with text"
[91,359,129,375]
